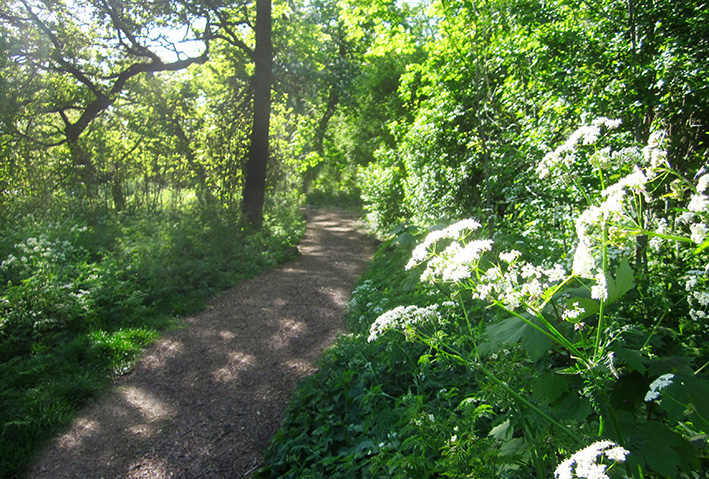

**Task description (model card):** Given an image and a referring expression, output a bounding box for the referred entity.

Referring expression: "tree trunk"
[242,0,272,228]
[67,138,96,198]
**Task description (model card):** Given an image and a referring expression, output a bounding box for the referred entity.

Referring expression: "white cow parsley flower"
[555,441,629,479]
[644,373,675,402]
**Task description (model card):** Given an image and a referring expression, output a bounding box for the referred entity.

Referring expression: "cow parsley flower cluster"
[685,269,709,323]
[472,254,567,311]
[644,373,675,402]
[419,239,494,283]
[1,235,74,276]
[554,441,629,479]
[406,219,483,269]
[642,131,670,176]
[406,219,493,283]
[677,169,709,245]
[367,304,442,342]
[537,117,622,179]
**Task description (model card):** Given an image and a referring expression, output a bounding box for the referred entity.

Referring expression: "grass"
[0,200,305,478]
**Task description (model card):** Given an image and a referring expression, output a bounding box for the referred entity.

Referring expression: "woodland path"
[28,208,376,478]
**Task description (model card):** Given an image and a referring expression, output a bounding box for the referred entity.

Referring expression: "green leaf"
[564,296,599,323]
[532,373,569,404]
[631,421,697,478]
[563,259,635,322]
[693,240,709,255]
[613,347,647,374]
[489,418,513,441]
[659,371,709,429]
[484,315,552,360]
[606,258,635,304]
[610,371,647,413]
[553,391,593,422]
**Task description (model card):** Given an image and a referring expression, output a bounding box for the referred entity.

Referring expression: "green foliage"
[259,244,519,478]
[263,116,709,478]
[0,199,304,478]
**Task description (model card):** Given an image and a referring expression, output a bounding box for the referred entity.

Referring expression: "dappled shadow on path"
[27,208,376,479]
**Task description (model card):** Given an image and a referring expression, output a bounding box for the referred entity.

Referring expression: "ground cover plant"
[0,199,304,478]
[259,122,709,478]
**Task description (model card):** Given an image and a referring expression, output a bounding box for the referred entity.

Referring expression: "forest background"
[1,0,709,477]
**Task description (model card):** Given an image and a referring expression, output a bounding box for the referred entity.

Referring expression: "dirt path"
[28,208,376,479]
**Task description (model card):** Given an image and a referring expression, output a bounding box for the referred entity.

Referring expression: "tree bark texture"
[242,0,272,228]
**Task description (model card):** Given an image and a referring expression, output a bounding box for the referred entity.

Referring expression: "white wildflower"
[589,147,611,169]
[545,264,567,282]
[408,229,447,269]
[537,120,618,179]
[694,290,709,307]
[521,278,544,299]
[499,250,521,263]
[642,131,669,173]
[591,272,608,302]
[601,190,625,217]
[537,152,555,179]
[611,147,643,168]
[655,218,669,235]
[686,275,699,291]
[562,302,584,321]
[572,241,596,278]
[578,125,601,145]
[690,223,708,244]
[649,236,663,252]
[554,440,630,479]
[474,282,493,301]
[406,219,483,270]
[520,262,541,279]
[679,211,696,224]
[644,373,675,402]
[698,175,709,194]
[446,218,482,238]
[368,305,442,342]
[420,239,493,283]
[619,167,648,192]
[576,206,604,239]
[688,194,708,213]
[592,117,622,130]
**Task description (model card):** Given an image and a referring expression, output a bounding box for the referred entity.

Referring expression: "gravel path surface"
[27,208,376,478]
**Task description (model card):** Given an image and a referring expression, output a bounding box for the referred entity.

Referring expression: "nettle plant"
[368,119,709,478]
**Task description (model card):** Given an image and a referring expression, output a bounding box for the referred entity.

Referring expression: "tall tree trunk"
[242,0,272,228]
[67,138,96,198]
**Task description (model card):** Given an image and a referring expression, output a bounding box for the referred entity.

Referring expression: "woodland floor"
[27,208,376,479]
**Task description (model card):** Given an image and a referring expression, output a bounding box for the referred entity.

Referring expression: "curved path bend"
[28,208,376,478]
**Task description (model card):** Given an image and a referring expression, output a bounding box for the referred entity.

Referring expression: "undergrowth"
[0,201,304,479]
[259,122,709,478]
[258,240,508,478]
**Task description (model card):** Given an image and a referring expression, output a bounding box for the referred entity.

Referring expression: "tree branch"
[66,50,209,142]
[202,0,255,60]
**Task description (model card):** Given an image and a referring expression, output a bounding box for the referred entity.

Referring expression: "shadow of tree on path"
[28,209,376,479]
